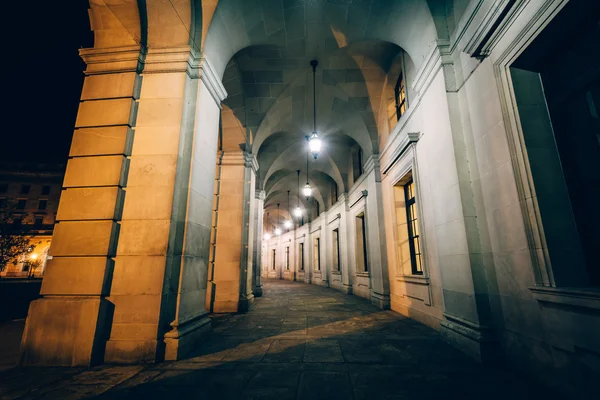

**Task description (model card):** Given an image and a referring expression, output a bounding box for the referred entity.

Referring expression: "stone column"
[364,156,391,309]
[208,151,256,312]
[20,45,143,366]
[239,152,258,311]
[103,48,225,363]
[252,190,265,296]
[339,194,353,294]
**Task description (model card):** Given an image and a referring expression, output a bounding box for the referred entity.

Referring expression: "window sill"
[396,274,429,285]
[529,286,600,311]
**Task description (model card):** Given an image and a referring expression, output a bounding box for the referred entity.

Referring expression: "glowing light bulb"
[30,253,38,260]
[308,132,321,159]
[303,183,312,197]
[294,207,302,218]
[264,233,271,240]
[284,220,292,229]
[274,228,282,236]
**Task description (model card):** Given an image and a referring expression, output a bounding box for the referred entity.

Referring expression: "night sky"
[3,2,93,167]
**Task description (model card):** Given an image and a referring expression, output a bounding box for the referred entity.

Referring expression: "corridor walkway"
[0,280,562,400]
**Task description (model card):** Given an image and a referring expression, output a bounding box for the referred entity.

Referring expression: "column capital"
[79,45,144,75]
[255,190,266,201]
[79,46,227,105]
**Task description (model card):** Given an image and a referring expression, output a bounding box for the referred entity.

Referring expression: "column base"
[20,297,112,366]
[253,286,263,297]
[440,313,500,363]
[238,293,255,312]
[370,291,391,309]
[340,284,353,295]
[164,312,212,361]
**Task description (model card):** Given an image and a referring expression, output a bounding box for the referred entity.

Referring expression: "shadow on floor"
[0,280,570,400]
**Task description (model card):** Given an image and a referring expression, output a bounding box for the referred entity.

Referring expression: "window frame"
[299,242,304,271]
[314,237,321,271]
[285,246,290,270]
[333,228,341,272]
[394,71,407,121]
[38,199,47,210]
[404,179,423,275]
[272,249,276,270]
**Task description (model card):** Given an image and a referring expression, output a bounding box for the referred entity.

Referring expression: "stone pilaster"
[209,151,255,312]
[364,156,391,309]
[253,190,266,297]
[20,45,144,366]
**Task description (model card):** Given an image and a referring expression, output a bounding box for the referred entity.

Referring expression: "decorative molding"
[349,190,368,209]
[79,45,144,75]
[327,213,341,225]
[199,54,228,106]
[244,152,259,173]
[381,132,421,175]
[412,40,449,98]
[255,190,266,201]
[529,286,600,312]
[309,225,322,234]
[396,275,430,285]
[143,46,198,76]
[463,0,518,59]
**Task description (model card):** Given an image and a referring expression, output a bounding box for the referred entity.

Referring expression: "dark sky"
[3,2,93,167]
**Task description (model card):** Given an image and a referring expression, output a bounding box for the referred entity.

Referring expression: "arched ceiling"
[86,0,472,224]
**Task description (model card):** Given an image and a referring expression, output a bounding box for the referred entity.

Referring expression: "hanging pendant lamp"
[303,145,312,198]
[294,170,302,218]
[308,60,321,159]
[284,190,292,229]
[274,203,282,236]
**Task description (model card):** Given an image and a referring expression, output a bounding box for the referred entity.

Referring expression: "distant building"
[0,163,64,278]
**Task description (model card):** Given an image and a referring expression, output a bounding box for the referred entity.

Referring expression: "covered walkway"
[0,280,561,399]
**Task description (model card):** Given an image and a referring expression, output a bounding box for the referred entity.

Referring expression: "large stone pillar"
[208,151,256,312]
[20,45,143,366]
[104,48,223,363]
[20,46,228,366]
[252,190,265,296]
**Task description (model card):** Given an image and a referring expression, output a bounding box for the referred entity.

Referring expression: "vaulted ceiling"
[87,0,471,225]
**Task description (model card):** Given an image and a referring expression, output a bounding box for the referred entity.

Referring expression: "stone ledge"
[529,286,600,311]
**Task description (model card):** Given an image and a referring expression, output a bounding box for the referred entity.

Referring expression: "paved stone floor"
[0,280,564,400]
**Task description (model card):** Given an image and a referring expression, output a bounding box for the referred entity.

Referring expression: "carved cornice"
[327,213,341,225]
[349,190,368,209]
[463,0,519,59]
[79,45,144,75]
[199,54,228,106]
[255,190,266,201]
[381,132,421,175]
[244,152,259,174]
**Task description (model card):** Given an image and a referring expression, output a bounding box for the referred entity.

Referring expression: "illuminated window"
[404,179,423,274]
[356,213,368,272]
[314,238,320,271]
[394,72,407,120]
[333,228,340,271]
